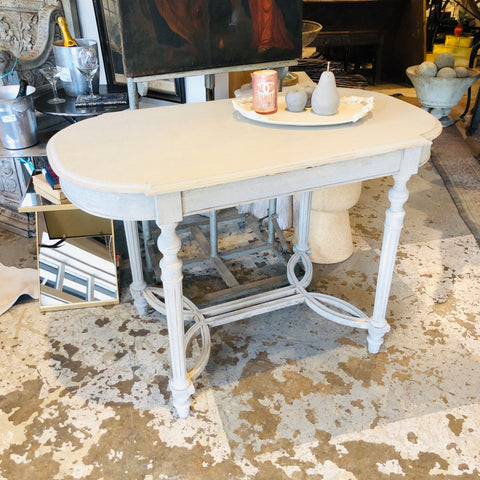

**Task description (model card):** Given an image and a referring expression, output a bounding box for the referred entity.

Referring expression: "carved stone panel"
[0,0,67,87]
[0,157,34,236]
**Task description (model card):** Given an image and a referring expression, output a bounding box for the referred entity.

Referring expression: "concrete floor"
[1,86,480,479]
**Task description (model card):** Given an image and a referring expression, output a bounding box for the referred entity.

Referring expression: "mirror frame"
[36,210,119,312]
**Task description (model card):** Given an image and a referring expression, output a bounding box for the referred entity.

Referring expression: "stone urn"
[406,65,480,126]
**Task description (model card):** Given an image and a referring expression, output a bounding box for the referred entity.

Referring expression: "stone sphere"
[434,52,456,70]
[418,61,437,77]
[437,67,457,78]
[455,66,469,78]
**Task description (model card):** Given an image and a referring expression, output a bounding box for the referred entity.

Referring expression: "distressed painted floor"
[1,132,480,478]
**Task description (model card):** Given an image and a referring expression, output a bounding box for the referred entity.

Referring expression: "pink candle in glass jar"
[251,70,278,114]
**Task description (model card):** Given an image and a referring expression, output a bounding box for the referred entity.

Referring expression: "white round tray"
[232,94,374,126]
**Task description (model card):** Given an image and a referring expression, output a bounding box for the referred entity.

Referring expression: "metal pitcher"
[0,85,38,150]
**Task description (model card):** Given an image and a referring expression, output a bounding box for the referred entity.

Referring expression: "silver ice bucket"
[53,39,100,97]
[0,85,38,150]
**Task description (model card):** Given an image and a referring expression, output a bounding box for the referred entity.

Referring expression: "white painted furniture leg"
[123,220,148,315]
[267,198,276,244]
[367,170,411,353]
[287,191,314,287]
[141,220,153,272]
[157,222,194,418]
[294,191,312,256]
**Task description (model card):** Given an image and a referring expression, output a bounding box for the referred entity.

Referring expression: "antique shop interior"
[1,0,480,478]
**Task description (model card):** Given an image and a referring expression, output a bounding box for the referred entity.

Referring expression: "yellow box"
[445,35,473,48]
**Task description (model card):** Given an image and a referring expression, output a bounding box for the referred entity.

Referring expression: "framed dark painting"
[116,0,303,78]
[93,0,186,103]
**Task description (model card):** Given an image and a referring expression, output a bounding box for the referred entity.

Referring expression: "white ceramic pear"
[311,62,339,116]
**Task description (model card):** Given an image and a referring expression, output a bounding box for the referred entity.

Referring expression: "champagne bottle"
[57,17,78,47]
[16,78,28,98]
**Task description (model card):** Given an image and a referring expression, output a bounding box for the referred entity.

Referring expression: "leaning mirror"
[36,209,119,311]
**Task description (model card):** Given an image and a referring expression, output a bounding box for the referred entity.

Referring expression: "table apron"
[60,180,157,221]
[60,146,422,224]
[182,148,412,216]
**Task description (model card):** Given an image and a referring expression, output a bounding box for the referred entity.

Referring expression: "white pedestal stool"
[303,182,362,264]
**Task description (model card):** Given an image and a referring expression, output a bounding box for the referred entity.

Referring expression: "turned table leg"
[368,170,411,353]
[123,220,148,315]
[157,222,194,418]
[294,191,313,257]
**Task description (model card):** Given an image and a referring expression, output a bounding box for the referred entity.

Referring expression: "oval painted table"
[46,88,442,418]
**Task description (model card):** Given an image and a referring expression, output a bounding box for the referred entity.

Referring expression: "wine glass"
[76,46,100,101]
[39,66,65,104]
